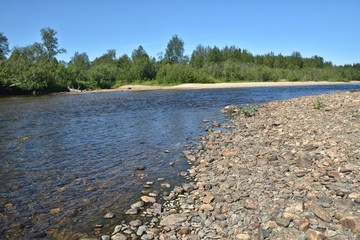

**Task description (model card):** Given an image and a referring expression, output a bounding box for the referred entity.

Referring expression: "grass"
[224,104,258,117]
[313,98,325,110]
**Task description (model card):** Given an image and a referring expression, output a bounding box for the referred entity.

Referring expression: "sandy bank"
[82,81,360,94]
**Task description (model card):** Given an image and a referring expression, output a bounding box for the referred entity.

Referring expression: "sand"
[85,81,360,93]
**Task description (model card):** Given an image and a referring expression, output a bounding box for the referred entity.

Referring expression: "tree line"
[1,28,359,94]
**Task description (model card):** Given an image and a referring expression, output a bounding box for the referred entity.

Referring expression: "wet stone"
[103,212,114,219]
[130,219,142,227]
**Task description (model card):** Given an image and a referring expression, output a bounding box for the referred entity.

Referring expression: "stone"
[199,204,214,211]
[131,201,144,209]
[140,196,156,203]
[299,222,310,232]
[201,195,214,204]
[101,235,110,240]
[236,233,251,240]
[129,220,142,227]
[296,157,312,168]
[161,183,170,188]
[348,192,360,199]
[306,229,327,240]
[141,234,154,240]
[146,228,161,236]
[174,186,184,194]
[111,233,127,240]
[112,225,122,235]
[222,151,237,157]
[178,228,191,235]
[275,217,291,227]
[126,208,139,215]
[258,227,269,240]
[244,198,258,210]
[326,171,339,178]
[339,215,360,232]
[215,214,226,221]
[183,183,194,192]
[50,208,61,214]
[159,213,188,227]
[137,225,147,236]
[312,205,332,223]
[103,212,114,219]
[256,158,268,166]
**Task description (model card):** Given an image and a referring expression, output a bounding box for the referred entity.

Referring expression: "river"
[0,84,359,239]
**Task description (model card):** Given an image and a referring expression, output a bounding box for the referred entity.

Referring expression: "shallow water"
[0,84,359,239]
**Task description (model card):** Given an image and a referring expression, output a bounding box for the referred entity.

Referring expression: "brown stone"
[256,158,268,166]
[236,234,251,240]
[244,198,258,210]
[159,213,188,227]
[222,151,237,157]
[140,196,156,203]
[147,228,161,236]
[111,233,127,240]
[312,205,332,223]
[296,157,311,168]
[178,228,191,235]
[50,208,61,214]
[199,204,214,211]
[202,195,214,204]
[306,229,327,240]
[339,216,360,232]
[348,192,360,199]
[326,171,339,178]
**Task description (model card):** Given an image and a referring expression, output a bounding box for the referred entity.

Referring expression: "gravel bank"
[99,91,360,240]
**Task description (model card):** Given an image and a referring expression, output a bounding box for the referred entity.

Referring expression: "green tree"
[206,46,223,64]
[40,27,66,60]
[164,34,185,64]
[130,46,156,81]
[0,32,10,59]
[190,44,207,69]
[92,49,116,65]
[68,51,91,88]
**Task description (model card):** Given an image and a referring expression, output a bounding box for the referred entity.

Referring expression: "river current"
[1,84,359,239]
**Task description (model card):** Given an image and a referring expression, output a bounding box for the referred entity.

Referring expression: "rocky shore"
[93,90,360,240]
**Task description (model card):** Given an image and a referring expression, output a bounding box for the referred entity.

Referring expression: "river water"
[0,84,359,239]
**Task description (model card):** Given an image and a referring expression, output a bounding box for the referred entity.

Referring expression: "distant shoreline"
[82,81,360,94]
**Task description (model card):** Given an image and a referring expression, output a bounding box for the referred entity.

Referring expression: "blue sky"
[0,0,359,66]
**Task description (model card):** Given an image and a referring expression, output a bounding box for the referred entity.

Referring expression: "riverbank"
[81,81,360,94]
[107,90,360,240]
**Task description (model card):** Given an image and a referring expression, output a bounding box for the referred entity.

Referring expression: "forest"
[1,28,359,94]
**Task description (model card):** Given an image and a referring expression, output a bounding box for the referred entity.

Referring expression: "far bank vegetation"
[1,29,359,94]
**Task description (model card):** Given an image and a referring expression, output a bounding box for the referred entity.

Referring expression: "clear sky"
[0,0,359,66]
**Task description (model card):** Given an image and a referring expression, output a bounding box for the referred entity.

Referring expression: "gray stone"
[129,219,142,227]
[112,225,122,235]
[101,235,110,240]
[103,212,114,219]
[276,217,291,227]
[137,225,147,236]
[126,208,139,215]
